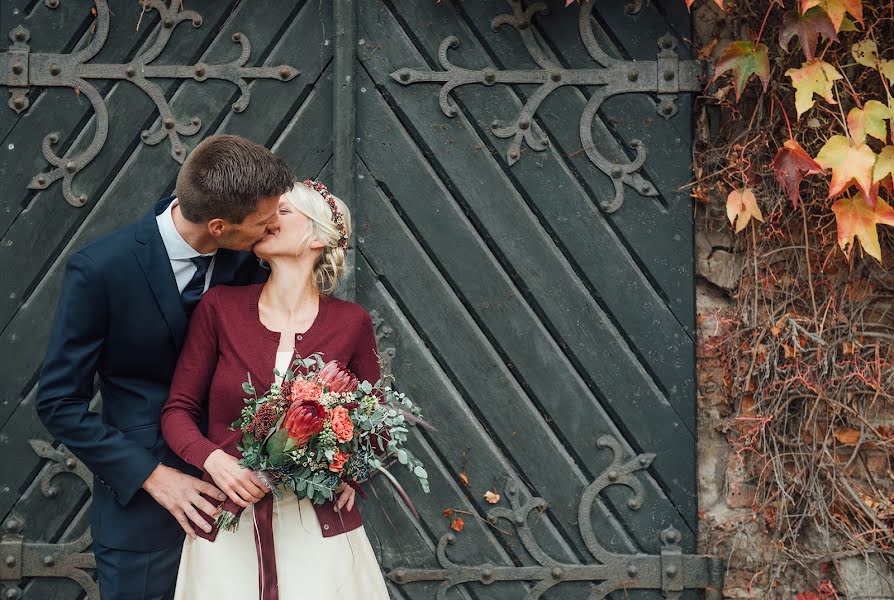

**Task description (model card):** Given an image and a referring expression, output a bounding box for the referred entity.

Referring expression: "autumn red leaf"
[815,134,877,199]
[726,188,764,233]
[713,41,770,101]
[450,517,465,532]
[772,139,824,207]
[685,0,724,10]
[786,60,842,118]
[779,8,838,62]
[442,508,453,518]
[800,0,863,31]
[831,193,894,262]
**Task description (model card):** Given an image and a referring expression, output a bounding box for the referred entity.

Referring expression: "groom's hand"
[203,449,269,508]
[142,464,227,539]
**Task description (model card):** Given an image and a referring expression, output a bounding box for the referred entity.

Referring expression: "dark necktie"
[181,255,214,317]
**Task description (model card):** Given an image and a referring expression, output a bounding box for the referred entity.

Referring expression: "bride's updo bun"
[284,181,351,296]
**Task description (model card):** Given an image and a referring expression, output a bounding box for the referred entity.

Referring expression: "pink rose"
[329,405,354,443]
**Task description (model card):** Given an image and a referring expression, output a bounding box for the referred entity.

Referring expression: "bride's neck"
[262,260,318,314]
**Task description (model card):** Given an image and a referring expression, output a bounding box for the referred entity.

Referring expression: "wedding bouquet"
[214,353,429,531]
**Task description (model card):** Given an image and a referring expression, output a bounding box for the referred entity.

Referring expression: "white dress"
[173,351,390,600]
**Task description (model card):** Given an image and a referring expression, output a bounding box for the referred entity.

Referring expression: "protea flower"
[314,360,358,393]
[283,400,325,446]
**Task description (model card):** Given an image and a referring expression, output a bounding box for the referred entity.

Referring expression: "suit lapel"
[134,198,189,349]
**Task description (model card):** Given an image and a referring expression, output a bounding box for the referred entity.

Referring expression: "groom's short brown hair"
[176,135,293,224]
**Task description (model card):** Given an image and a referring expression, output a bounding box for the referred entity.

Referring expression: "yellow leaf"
[846,100,890,144]
[786,60,842,118]
[726,187,764,233]
[874,146,894,183]
[805,0,863,31]
[484,490,501,504]
[815,134,876,197]
[831,193,894,262]
[882,60,894,85]
[851,39,877,67]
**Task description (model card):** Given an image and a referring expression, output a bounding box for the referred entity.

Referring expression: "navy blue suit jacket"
[36,197,266,551]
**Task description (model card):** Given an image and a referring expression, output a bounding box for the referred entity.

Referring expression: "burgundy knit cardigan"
[160,283,382,537]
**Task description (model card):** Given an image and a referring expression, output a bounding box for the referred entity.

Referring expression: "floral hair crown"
[301,179,348,250]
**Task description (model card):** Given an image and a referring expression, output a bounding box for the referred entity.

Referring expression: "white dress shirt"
[155,199,217,294]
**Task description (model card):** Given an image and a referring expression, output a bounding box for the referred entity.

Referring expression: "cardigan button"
[296,334,303,341]
[322,523,330,531]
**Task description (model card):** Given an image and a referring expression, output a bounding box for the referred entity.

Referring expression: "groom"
[36,135,293,599]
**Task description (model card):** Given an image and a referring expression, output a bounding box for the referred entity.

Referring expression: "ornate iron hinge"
[387,435,724,599]
[390,0,707,213]
[1,441,97,600]
[0,0,298,207]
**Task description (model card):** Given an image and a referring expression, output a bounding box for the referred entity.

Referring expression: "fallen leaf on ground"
[726,187,764,232]
[450,517,465,532]
[484,490,501,504]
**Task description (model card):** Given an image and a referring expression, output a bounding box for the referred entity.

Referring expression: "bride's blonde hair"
[283,182,351,296]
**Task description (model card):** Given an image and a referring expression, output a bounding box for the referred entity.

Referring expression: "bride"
[161,179,390,599]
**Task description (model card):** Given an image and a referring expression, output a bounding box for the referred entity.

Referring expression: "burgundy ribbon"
[252,494,279,600]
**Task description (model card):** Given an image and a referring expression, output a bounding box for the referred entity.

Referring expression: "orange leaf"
[458,472,470,487]
[484,490,501,504]
[450,517,464,532]
[831,193,894,262]
[833,428,862,445]
[713,41,770,101]
[815,135,876,198]
[786,60,842,118]
[801,0,863,31]
[771,138,824,207]
[442,508,453,518]
[726,187,764,233]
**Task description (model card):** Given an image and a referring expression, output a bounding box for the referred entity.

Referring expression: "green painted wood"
[382,0,695,430]
[354,11,696,532]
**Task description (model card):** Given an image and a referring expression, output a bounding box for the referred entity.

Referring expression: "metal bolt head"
[125,66,136,78]
[48,133,59,144]
[12,63,23,75]
[627,564,638,577]
[164,117,175,129]
[232,33,242,42]
[65,457,77,469]
[174,147,183,156]
[36,176,46,186]
[5,519,20,533]
[163,16,174,28]
[509,150,519,160]
[279,67,290,80]
[14,29,26,42]
[663,69,675,81]
[519,21,529,30]
[399,71,410,82]
[194,65,206,78]
[65,161,76,173]
[5,588,20,600]
[551,567,564,580]
[12,97,25,110]
[42,555,54,567]
[4,555,15,567]
[627,68,639,82]
[665,565,678,577]
[551,72,562,83]
[46,0,60,7]
[484,72,496,84]
[49,64,61,76]
[519,120,530,130]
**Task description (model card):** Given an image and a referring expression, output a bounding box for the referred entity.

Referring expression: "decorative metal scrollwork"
[390,0,705,213]
[387,435,724,599]
[0,441,97,599]
[370,308,397,378]
[0,0,299,207]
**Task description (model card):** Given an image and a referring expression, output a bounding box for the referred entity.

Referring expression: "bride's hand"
[203,449,269,507]
[334,482,356,512]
